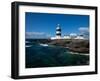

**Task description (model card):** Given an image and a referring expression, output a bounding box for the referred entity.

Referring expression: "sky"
[25,12,89,39]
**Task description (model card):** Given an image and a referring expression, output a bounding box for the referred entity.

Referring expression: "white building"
[74,35,85,39]
[63,35,71,39]
[70,33,77,39]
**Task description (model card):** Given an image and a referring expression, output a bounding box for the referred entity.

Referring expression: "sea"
[25,39,89,68]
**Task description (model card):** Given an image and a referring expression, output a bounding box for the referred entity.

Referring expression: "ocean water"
[25,39,89,68]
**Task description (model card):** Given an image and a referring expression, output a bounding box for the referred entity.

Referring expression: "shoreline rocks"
[26,39,89,54]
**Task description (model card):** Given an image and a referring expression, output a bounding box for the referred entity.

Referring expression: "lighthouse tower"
[56,24,61,39]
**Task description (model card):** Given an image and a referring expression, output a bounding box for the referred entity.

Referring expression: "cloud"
[26,32,50,39]
[78,27,89,39]
[26,32,45,35]
[79,27,89,32]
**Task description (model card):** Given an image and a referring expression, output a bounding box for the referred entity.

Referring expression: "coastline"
[67,51,89,56]
[26,39,89,55]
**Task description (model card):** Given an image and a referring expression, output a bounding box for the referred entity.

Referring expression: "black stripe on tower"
[56,29,61,31]
[56,33,61,35]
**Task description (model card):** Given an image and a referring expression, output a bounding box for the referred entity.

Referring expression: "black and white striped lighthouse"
[56,24,61,39]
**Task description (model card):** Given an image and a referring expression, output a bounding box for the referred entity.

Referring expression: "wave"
[26,45,32,47]
[39,44,48,47]
[26,41,30,43]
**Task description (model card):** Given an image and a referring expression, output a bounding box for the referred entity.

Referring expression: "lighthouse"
[51,24,85,40]
[56,24,61,39]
